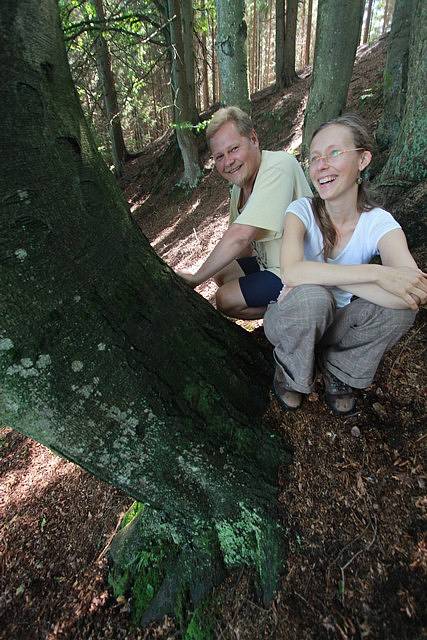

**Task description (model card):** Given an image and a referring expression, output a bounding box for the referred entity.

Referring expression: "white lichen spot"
[15,249,28,262]
[36,354,51,369]
[5,400,19,413]
[78,384,93,399]
[21,358,33,368]
[17,189,30,202]
[0,338,14,351]
[97,343,106,351]
[71,360,84,372]
[73,295,81,303]
[21,368,39,378]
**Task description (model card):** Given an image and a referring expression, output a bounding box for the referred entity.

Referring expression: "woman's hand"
[377,266,427,308]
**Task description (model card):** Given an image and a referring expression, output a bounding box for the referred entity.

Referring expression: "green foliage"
[120,501,144,529]
[183,600,215,640]
[172,120,209,134]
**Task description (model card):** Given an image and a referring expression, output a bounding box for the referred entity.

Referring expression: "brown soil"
[1,37,426,640]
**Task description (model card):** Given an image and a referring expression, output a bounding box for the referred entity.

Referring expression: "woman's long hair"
[310,114,379,260]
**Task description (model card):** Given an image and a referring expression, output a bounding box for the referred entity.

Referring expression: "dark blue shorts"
[236,257,283,308]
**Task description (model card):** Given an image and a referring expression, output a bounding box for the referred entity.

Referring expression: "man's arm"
[176,223,264,288]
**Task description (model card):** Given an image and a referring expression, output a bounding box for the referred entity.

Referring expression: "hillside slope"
[1,36,425,640]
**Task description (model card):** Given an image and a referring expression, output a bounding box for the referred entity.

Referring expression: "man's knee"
[216,281,243,314]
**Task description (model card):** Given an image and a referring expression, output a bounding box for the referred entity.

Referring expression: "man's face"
[210,121,261,188]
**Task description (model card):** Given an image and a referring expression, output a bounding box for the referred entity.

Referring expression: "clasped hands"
[379,266,427,309]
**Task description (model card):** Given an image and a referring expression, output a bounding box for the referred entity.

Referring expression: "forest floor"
[1,36,426,640]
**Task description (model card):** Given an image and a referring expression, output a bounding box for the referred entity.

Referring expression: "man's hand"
[175,270,200,289]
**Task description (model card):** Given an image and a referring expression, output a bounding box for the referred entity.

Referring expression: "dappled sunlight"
[0,428,77,515]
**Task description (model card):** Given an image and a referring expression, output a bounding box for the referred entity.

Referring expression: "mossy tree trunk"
[376,0,415,150]
[377,0,426,188]
[215,0,251,112]
[0,0,287,627]
[301,0,365,158]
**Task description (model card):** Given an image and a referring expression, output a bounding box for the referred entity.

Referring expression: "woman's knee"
[380,306,417,334]
[283,285,335,321]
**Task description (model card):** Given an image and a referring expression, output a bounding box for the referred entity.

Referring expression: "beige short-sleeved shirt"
[230,150,312,277]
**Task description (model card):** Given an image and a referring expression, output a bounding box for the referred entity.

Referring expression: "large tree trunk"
[301,0,365,158]
[215,0,251,111]
[0,0,286,628]
[377,0,426,189]
[376,0,415,150]
[93,0,129,177]
[167,0,201,187]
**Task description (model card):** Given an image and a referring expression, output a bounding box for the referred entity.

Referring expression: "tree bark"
[167,0,201,187]
[200,0,211,110]
[276,0,298,89]
[302,0,365,158]
[275,0,285,89]
[181,0,199,124]
[215,0,251,111]
[376,0,415,150]
[304,0,314,66]
[362,0,374,44]
[93,0,129,177]
[0,0,286,627]
[377,0,426,187]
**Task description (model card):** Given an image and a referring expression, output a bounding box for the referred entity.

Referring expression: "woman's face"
[309,124,371,203]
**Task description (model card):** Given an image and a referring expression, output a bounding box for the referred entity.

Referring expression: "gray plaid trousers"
[263,285,416,393]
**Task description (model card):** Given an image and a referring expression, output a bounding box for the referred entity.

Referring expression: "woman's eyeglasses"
[304,148,364,169]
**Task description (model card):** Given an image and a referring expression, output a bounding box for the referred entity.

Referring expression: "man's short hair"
[206,106,254,143]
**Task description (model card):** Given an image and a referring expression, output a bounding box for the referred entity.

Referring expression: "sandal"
[273,365,302,411]
[323,370,356,416]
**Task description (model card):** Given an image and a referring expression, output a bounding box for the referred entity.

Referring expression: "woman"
[263,114,426,415]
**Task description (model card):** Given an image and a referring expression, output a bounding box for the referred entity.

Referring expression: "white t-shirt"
[286,197,402,307]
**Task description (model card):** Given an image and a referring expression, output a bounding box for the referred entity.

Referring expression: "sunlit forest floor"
[1,36,426,640]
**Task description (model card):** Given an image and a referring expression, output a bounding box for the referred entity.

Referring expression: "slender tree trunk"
[376,0,415,150]
[283,0,298,84]
[302,0,365,158]
[215,0,250,111]
[304,0,313,66]
[167,0,201,186]
[210,19,217,102]
[275,0,285,89]
[1,0,286,628]
[378,0,426,187]
[276,0,298,89]
[252,0,258,93]
[201,0,210,109]
[362,0,374,44]
[181,0,199,124]
[93,0,129,177]
[266,0,273,85]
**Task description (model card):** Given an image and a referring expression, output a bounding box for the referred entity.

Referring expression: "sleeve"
[233,153,312,236]
[284,197,313,232]
[228,186,240,225]
[367,209,402,255]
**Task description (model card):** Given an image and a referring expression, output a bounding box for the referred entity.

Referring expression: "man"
[176,106,312,319]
